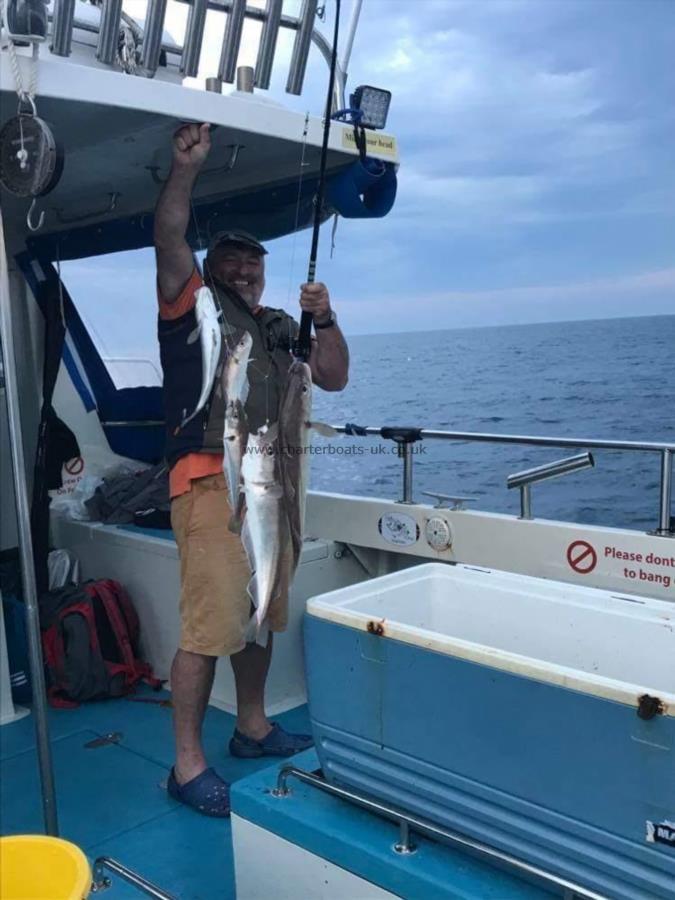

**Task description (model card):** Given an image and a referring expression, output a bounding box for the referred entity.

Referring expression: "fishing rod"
[294,0,342,362]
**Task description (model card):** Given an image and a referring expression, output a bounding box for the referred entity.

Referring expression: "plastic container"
[305,562,675,900]
[0,835,91,899]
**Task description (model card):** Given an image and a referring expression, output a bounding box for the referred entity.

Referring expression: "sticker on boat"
[646,820,675,847]
[378,512,419,546]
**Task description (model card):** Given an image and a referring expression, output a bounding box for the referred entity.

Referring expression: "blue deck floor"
[0,686,309,899]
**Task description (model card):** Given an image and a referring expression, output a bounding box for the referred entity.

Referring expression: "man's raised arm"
[154,123,211,304]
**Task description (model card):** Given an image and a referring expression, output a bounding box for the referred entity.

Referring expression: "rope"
[1,0,40,106]
[117,12,142,75]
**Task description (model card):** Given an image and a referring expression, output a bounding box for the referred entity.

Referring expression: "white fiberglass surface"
[312,564,675,688]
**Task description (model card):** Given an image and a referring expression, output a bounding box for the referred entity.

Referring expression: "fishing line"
[294,0,342,362]
[284,112,311,325]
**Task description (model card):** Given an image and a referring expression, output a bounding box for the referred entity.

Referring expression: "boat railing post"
[286,0,318,95]
[657,448,673,536]
[96,0,124,65]
[50,0,77,56]
[180,0,208,76]
[520,484,532,520]
[0,223,58,835]
[218,0,247,83]
[255,0,282,89]
[139,0,169,76]
[394,819,417,855]
[402,443,414,503]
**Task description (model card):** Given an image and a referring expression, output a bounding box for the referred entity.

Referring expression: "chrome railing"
[507,452,595,520]
[334,425,675,536]
[91,857,176,898]
[44,0,359,107]
[273,766,610,900]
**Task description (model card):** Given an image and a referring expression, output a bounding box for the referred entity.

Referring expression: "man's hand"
[172,123,211,172]
[299,282,332,325]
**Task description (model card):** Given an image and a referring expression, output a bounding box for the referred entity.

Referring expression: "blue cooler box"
[304,563,675,900]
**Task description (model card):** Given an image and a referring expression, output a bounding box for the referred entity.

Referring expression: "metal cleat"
[421,491,476,511]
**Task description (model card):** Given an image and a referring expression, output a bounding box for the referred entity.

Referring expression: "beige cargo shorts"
[171,473,289,656]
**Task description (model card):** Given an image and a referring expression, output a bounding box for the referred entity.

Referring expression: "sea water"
[310,314,675,531]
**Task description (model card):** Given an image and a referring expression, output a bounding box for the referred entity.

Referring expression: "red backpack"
[41,579,161,708]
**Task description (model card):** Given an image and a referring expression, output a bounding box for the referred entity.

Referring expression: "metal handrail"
[507,452,595,519]
[91,857,176,898]
[47,0,348,107]
[337,425,675,454]
[174,0,346,107]
[334,425,674,536]
[273,766,610,900]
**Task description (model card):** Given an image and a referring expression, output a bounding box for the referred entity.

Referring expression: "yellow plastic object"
[0,835,91,900]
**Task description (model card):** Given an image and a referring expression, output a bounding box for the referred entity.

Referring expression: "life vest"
[158,279,298,468]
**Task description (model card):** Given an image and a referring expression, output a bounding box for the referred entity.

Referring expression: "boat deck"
[0,685,559,899]
[0,685,310,899]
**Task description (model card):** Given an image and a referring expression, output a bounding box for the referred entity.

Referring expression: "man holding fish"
[154,122,349,817]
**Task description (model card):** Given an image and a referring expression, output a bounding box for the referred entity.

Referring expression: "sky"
[63,0,675,363]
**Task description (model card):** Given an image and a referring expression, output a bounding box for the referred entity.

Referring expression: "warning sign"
[64,457,84,476]
[566,540,597,574]
[605,543,674,590]
[52,457,86,497]
[565,537,675,593]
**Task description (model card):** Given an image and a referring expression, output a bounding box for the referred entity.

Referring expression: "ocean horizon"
[310,313,675,532]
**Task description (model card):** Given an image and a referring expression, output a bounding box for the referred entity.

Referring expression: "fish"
[223,399,248,533]
[222,331,253,532]
[278,360,313,571]
[180,286,222,428]
[240,423,289,646]
[277,361,338,570]
[223,330,252,409]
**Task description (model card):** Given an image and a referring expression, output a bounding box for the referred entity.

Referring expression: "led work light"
[350,86,392,130]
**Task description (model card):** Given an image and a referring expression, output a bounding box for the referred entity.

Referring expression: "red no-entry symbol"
[64,457,84,476]
[566,540,597,574]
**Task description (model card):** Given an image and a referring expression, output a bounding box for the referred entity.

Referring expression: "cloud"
[73,0,674,350]
[333,267,675,334]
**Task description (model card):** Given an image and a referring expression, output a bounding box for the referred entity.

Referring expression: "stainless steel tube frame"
[507,452,594,490]
[139,0,168,75]
[218,0,247,83]
[96,0,124,65]
[180,0,208,76]
[50,0,76,56]
[175,0,347,109]
[236,65,254,92]
[92,857,177,899]
[657,448,672,535]
[273,766,609,900]
[339,0,362,86]
[519,483,532,520]
[255,0,283,89]
[334,426,675,536]
[507,452,594,520]
[285,0,318,95]
[401,443,413,503]
[0,217,58,834]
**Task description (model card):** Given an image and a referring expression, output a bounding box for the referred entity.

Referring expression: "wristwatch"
[314,309,337,330]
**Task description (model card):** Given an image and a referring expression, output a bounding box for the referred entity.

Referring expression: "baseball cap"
[207,229,268,257]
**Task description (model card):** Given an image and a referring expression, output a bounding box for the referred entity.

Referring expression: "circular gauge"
[0,114,63,198]
[425,516,452,552]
